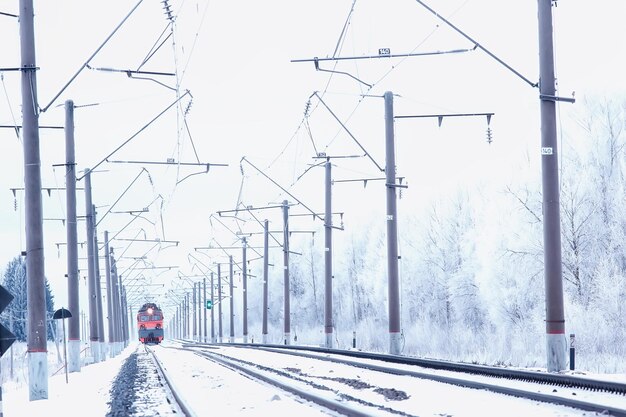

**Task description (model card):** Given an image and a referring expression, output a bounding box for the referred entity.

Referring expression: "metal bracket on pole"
[539,94,576,104]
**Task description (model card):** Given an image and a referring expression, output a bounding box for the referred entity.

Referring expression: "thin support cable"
[96,169,148,227]
[240,157,324,222]
[137,23,173,71]
[313,92,384,172]
[41,0,146,112]
[413,0,538,88]
[1,72,20,141]
[77,90,190,180]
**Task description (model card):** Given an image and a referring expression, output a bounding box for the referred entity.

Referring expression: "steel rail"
[199,343,626,416]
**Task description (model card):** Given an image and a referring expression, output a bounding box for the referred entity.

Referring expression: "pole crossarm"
[291,47,474,64]
[108,160,228,168]
[0,124,63,129]
[217,203,285,216]
[86,66,175,77]
[395,112,494,120]
[114,238,179,244]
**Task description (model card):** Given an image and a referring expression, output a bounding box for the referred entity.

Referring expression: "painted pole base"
[546,333,567,372]
[284,333,291,345]
[229,336,234,343]
[262,334,268,344]
[68,340,81,372]
[389,332,401,355]
[243,335,248,343]
[28,351,48,400]
[91,341,101,363]
[99,342,107,362]
[325,333,333,349]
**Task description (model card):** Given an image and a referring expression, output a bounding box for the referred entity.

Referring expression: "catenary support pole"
[203,277,207,342]
[218,264,223,343]
[324,159,334,348]
[242,238,248,343]
[123,289,130,345]
[229,256,235,343]
[384,91,401,355]
[104,231,115,357]
[92,207,106,361]
[198,281,202,342]
[111,251,122,354]
[262,220,269,344]
[64,100,81,373]
[538,0,566,372]
[20,0,48,400]
[211,272,215,343]
[192,282,197,341]
[282,200,291,345]
[84,170,101,362]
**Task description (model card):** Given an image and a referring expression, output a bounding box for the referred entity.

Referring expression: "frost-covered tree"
[1,256,55,341]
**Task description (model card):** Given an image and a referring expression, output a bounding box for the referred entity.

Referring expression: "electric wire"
[136,22,173,71]
[1,72,20,141]
[178,0,212,85]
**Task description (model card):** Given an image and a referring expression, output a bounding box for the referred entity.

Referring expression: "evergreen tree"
[1,255,56,341]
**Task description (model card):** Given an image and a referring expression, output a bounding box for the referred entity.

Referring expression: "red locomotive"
[137,302,164,344]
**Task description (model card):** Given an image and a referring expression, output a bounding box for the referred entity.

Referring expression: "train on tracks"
[137,302,164,344]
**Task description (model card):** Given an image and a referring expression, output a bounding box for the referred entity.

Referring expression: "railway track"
[180,342,626,416]
[106,344,187,417]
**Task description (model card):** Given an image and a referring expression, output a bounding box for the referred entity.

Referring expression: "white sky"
[4,341,625,416]
[0,0,625,320]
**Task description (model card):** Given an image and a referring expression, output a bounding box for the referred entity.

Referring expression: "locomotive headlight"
[147,308,153,315]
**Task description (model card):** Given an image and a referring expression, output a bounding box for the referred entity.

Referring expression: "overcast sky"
[0,0,624,317]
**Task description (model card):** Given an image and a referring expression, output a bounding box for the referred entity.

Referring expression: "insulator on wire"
[14,198,17,211]
[304,100,311,117]
[486,127,493,144]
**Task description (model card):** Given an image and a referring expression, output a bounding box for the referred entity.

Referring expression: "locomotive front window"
[140,315,149,321]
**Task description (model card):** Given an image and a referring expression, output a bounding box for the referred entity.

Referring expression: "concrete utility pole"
[242,237,248,343]
[123,288,130,345]
[324,160,334,348]
[197,282,201,342]
[384,92,401,355]
[192,283,197,341]
[92,207,106,361]
[84,170,101,362]
[184,293,189,339]
[20,0,48,400]
[229,256,235,343]
[111,251,122,355]
[64,100,80,373]
[282,200,291,345]
[211,272,216,343]
[203,277,208,342]
[104,231,115,357]
[538,0,566,372]
[262,220,269,344]
[218,264,223,343]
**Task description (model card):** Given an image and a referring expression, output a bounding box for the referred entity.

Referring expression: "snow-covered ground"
[1,340,625,416]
